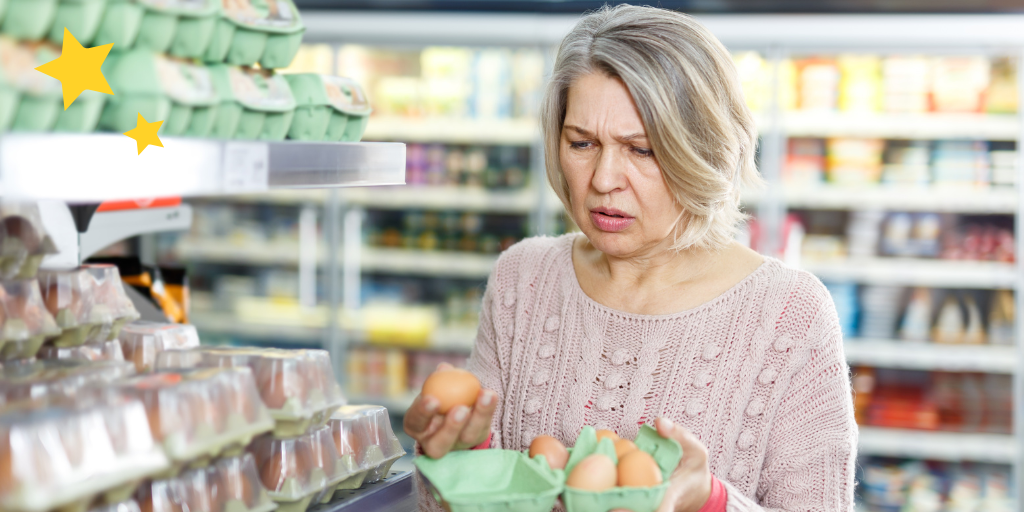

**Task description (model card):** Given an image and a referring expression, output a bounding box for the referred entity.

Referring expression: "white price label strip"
[222,142,270,193]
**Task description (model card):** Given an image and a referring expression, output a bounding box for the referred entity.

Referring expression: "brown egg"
[617,450,663,487]
[331,423,357,457]
[614,439,638,458]
[528,435,568,470]
[256,444,290,492]
[420,368,481,414]
[255,359,305,409]
[294,438,316,485]
[565,454,617,491]
[595,429,619,443]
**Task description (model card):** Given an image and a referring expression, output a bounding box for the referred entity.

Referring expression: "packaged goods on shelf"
[858,285,905,340]
[988,148,1017,187]
[930,57,990,113]
[39,265,140,347]
[826,138,884,185]
[247,427,340,512]
[0,358,135,407]
[347,347,407,398]
[881,140,930,185]
[0,391,170,512]
[209,65,295,140]
[91,0,221,56]
[405,144,530,189]
[107,367,275,466]
[367,210,526,255]
[137,452,275,512]
[732,52,769,113]
[881,56,931,113]
[987,290,1014,346]
[0,203,56,280]
[985,57,1018,114]
[796,58,840,111]
[931,141,990,187]
[1,0,58,40]
[39,338,126,362]
[880,213,940,258]
[284,73,371,142]
[859,458,1014,512]
[825,282,858,337]
[326,405,405,489]
[205,0,303,69]
[157,346,345,436]
[0,37,107,132]
[117,321,200,373]
[783,138,825,186]
[0,278,60,360]
[837,55,881,113]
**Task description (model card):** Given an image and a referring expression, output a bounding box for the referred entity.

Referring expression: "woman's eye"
[632,146,654,158]
[569,141,593,150]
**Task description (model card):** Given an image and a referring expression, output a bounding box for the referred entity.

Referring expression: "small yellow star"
[124,113,164,155]
[35,28,114,110]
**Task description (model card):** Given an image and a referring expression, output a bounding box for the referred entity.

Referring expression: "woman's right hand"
[403,363,498,459]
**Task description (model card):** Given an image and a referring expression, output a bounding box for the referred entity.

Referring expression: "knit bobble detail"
[595,395,614,411]
[503,289,516,308]
[526,398,542,415]
[505,322,514,338]
[604,373,624,390]
[757,367,777,385]
[610,349,629,366]
[692,372,713,388]
[730,464,747,480]
[538,344,556,359]
[737,430,755,450]
[685,399,706,416]
[773,335,792,352]
[544,316,560,332]
[746,399,764,416]
[702,344,721,360]
[533,370,550,386]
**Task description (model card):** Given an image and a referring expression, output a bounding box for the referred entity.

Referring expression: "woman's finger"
[403,394,440,437]
[656,418,709,469]
[420,413,446,440]
[458,389,497,447]
[437,361,455,372]
[420,405,472,459]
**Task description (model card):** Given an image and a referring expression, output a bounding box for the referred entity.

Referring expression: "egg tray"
[204,0,303,69]
[0,204,57,280]
[283,74,372,142]
[40,339,126,363]
[0,279,62,361]
[0,359,136,408]
[39,265,140,349]
[0,0,57,41]
[138,454,278,512]
[323,438,405,502]
[208,64,296,141]
[269,392,343,438]
[118,321,200,373]
[414,425,682,512]
[155,410,276,477]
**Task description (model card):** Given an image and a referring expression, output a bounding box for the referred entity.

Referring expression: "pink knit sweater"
[415,234,858,511]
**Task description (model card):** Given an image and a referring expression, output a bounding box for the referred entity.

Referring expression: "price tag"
[222,142,269,193]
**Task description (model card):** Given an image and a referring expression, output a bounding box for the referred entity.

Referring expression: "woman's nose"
[591,146,629,193]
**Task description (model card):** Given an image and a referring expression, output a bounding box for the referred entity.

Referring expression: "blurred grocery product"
[284,74,372,142]
[326,405,405,490]
[0,278,61,360]
[246,429,334,512]
[826,138,885,185]
[837,54,881,112]
[209,64,295,140]
[206,0,304,69]
[0,358,135,407]
[0,204,56,280]
[92,0,221,56]
[88,257,182,324]
[797,58,840,111]
[931,57,990,113]
[859,458,1013,512]
[118,321,200,373]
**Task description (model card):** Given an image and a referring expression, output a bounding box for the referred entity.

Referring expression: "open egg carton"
[107,367,274,473]
[0,390,170,512]
[0,278,61,360]
[247,425,349,512]
[38,265,140,348]
[0,358,136,408]
[157,347,345,437]
[324,405,405,497]
[135,452,276,512]
[117,321,200,373]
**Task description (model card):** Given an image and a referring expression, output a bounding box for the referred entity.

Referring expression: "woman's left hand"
[655,417,713,512]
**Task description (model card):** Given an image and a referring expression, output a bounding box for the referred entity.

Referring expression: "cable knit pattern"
[415,234,858,512]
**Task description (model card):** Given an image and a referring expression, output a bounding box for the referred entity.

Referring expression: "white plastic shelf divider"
[782,112,1020,140]
[844,339,1016,373]
[338,186,539,213]
[802,258,1016,289]
[858,427,1017,463]
[361,248,498,278]
[0,135,405,201]
[362,117,539,145]
[773,186,1017,214]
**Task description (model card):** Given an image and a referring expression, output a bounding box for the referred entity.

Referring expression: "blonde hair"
[542,4,761,252]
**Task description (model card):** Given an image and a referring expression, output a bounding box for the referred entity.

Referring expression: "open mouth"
[597,211,625,218]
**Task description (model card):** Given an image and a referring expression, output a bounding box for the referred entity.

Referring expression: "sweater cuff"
[697,475,727,512]
[472,432,492,450]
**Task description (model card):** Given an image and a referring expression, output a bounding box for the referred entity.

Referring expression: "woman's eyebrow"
[565,125,647,142]
[564,125,594,137]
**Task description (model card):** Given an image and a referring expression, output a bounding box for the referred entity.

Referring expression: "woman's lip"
[591,207,631,218]
[590,211,635,232]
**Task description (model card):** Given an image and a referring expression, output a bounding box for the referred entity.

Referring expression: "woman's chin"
[582,230,641,258]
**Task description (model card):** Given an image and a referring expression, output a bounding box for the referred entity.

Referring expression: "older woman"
[405,5,857,511]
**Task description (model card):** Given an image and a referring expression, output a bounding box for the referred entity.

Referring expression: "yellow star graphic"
[35,29,114,110]
[124,113,164,155]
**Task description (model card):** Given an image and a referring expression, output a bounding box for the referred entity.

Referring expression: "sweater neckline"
[561,233,777,321]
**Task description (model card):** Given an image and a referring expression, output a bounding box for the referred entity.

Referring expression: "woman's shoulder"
[756,258,842,348]
[486,234,576,291]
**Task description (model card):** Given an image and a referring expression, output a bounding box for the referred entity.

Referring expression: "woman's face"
[560,72,683,258]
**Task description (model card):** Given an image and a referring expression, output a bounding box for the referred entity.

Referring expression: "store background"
[76,1,1020,510]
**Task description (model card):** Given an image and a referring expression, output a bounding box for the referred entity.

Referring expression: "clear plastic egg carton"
[136,452,276,512]
[0,278,61,360]
[0,203,56,280]
[118,321,200,373]
[247,426,344,512]
[38,266,141,348]
[39,339,126,363]
[109,367,274,472]
[88,499,142,512]
[0,358,136,408]
[0,391,170,512]
[324,405,405,498]
[157,347,345,437]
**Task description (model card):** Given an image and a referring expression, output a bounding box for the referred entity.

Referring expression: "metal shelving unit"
[801,258,1017,289]
[844,340,1016,374]
[858,427,1017,464]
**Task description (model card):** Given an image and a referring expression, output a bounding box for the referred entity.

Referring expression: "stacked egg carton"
[0,0,372,141]
[155,346,398,512]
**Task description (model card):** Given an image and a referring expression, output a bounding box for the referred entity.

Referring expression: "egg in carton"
[247,429,332,512]
[0,389,170,512]
[109,367,274,475]
[81,264,141,344]
[0,203,57,280]
[325,404,406,499]
[204,0,304,69]
[211,453,277,512]
[157,347,345,437]
[118,321,200,373]
[39,266,140,348]
[306,425,351,505]
[0,358,135,409]
[39,339,126,363]
[0,279,61,360]
[135,475,188,512]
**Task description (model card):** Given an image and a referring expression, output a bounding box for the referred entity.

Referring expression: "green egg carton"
[205,0,303,69]
[93,0,220,54]
[561,425,682,512]
[99,49,219,136]
[2,0,57,41]
[284,74,372,142]
[210,64,295,140]
[49,0,109,46]
[0,1,7,27]
[415,449,565,512]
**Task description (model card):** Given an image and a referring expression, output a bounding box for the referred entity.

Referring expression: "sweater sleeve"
[464,251,512,449]
[724,299,858,512]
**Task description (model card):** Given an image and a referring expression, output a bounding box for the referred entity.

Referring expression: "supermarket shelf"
[782,112,1019,140]
[0,135,405,201]
[363,117,539,145]
[361,248,498,278]
[174,238,326,266]
[348,393,417,414]
[190,311,325,344]
[313,471,415,512]
[844,339,1016,373]
[338,186,540,213]
[81,205,193,260]
[858,427,1016,463]
[352,325,476,353]
[802,258,1016,289]
[779,186,1017,214]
